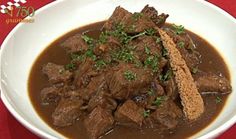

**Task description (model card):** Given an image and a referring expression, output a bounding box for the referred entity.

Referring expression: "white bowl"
[1,0,236,138]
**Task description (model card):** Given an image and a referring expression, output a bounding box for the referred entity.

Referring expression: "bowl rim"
[1,0,236,139]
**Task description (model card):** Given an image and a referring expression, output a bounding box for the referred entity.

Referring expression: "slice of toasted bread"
[158,28,204,120]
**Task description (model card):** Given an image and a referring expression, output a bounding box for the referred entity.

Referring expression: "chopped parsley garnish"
[65,63,76,70]
[215,96,222,104]
[159,69,173,81]
[172,24,185,35]
[129,31,146,40]
[99,31,109,44]
[156,37,161,44]
[144,46,151,55]
[177,41,185,48]
[191,67,199,74]
[81,34,97,60]
[85,50,97,60]
[129,25,136,32]
[94,59,107,70]
[70,53,85,61]
[81,35,93,44]
[162,47,168,57]
[109,23,156,45]
[132,13,143,21]
[70,53,80,60]
[147,89,154,96]
[124,70,137,81]
[143,110,151,118]
[153,96,166,106]
[112,48,135,63]
[145,28,156,36]
[144,54,159,72]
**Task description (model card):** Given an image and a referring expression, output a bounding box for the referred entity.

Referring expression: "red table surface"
[0,0,235,139]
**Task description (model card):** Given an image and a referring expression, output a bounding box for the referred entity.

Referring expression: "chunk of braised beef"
[94,36,121,55]
[74,58,97,88]
[61,34,88,53]
[78,74,106,101]
[87,83,117,112]
[84,106,114,139]
[164,78,178,100]
[103,6,132,30]
[42,63,73,84]
[122,12,156,34]
[132,94,148,108]
[194,73,232,94]
[130,36,162,62]
[133,82,165,109]
[115,100,144,127]
[149,100,182,129]
[52,98,83,127]
[107,64,153,100]
[141,5,169,27]
[41,86,62,104]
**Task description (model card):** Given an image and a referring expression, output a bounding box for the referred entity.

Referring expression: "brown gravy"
[28,21,230,139]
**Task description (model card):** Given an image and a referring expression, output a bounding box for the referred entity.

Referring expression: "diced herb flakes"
[177,41,185,48]
[147,89,154,96]
[132,13,143,21]
[144,46,151,55]
[145,28,156,36]
[124,70,137,81]
[144,54,159,72]
[172,24,185,35]
[94,59,107,70]
[99,31,109,44]
[143,110,151,118]
[81,34,93,44]
[153,96,166,106]
[215,96,222,104]
[85,50,97,60]
[162,47,168,57]
[65,63,76,70]
[191,67,199,74]
[156,37,161,44]
[159,69,173,81]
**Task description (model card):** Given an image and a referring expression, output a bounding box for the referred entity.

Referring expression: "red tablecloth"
[0,0,235,139]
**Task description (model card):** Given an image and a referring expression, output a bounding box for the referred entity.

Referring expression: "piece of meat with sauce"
[78,73,107,101]
[94,36,121,55]
[115,100,145,127]
[164,78,178,100]
[133,82,165,109]
[42,63,73,84]
[52,98,83,127]
[194,73,232,94]
[130,35,162,62]
[122,12,156,34]
[107,63,153,100]
[141,5,169,27]
[103,6,132,30]
[41,86,62,104]
[87,83,117,112]
[84,106,114,139]
[103,6,156,34]
[61,34,88,53]
[74,58,97,88]
[150,100,182,129]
